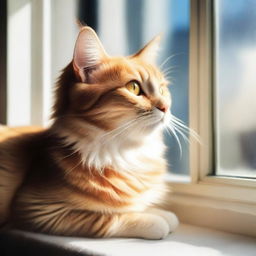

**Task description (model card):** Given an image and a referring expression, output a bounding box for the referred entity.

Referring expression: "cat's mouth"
[156,109,169,123]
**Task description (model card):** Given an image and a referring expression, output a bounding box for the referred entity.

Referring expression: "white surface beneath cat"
[5,223,256,256]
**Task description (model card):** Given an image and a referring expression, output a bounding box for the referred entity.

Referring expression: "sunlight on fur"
[0,26,197,239]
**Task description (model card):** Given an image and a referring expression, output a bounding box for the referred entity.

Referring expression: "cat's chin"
[141,121,165,135]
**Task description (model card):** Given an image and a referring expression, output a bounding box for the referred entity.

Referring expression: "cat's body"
[0,27,179,239]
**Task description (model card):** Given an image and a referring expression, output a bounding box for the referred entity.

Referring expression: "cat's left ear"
[133,35,161,64]
[73,27,108,82]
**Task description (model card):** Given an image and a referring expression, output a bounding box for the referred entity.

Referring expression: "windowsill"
[1,224,256,256]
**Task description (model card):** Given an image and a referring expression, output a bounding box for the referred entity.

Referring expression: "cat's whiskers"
[173,125,190,144]
[171,115,201,143]
[162,66,178,76]
[100,112,150,139]
[159,55,176,69]
[162,70,178,82]
[164,114,201,157]
[140,114,163,133]
[58,112,198,172]
[100,113,151,144]
[165,123,183,157]
[159,53,183,70]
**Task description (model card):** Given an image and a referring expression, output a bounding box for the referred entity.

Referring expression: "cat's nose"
[156,104,168,113]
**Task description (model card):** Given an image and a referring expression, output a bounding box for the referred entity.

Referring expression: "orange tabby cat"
[0,26,179,239]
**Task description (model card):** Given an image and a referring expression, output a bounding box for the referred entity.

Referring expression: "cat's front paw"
[146,208,179,233]
[116,213,170,240]
[143,215,170,240]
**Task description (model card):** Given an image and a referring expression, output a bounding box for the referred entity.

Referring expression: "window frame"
[166,0,256,237]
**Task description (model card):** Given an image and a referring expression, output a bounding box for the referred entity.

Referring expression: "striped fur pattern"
[0,27,178,239]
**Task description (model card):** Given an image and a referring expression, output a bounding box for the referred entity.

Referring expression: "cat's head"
[53,27,172,141]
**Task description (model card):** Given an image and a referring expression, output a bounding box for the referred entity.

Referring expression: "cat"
[0,26,179,239]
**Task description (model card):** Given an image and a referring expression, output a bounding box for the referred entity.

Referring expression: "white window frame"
[7,0,51,126]
[6,0,78,127]
[166,0,256,237]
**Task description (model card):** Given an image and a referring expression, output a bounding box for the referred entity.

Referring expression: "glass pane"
[215,0,256,178]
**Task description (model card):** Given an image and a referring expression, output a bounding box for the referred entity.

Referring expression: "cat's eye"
[126,81,141,96]
[159,87,164,95]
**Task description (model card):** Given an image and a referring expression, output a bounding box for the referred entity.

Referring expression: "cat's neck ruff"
[54,123,166,174]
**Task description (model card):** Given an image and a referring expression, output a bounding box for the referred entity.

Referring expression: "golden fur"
[0,27,178,239]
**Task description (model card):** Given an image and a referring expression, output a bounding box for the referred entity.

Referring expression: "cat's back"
[0,125,45,225]
[0,125,43,141]
[0,125,45,157]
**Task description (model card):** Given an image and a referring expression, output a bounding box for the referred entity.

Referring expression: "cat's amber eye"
[159,87,164,95]
[126,81,141,96]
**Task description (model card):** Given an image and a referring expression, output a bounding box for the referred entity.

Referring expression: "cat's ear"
[73,27,108,82]
[133,35,161,64]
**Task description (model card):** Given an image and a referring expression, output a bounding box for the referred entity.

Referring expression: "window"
[215,0,256,178]
[168,0,256,237]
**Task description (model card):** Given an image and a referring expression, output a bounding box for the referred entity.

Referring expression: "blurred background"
[1,0,190,176]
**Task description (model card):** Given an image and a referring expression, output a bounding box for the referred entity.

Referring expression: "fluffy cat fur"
[0,27,179,239]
